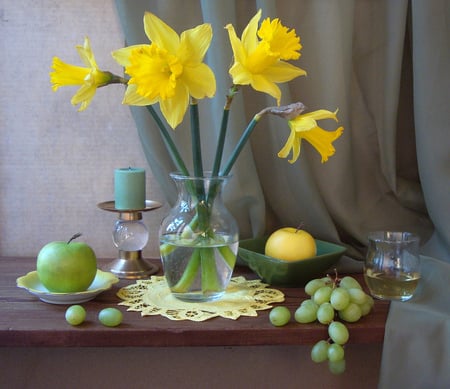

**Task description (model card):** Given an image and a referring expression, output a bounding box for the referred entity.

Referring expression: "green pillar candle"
[114,167,146,210]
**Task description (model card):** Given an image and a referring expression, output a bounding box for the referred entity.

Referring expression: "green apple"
[37,233,97,293]
[265,227,317,261]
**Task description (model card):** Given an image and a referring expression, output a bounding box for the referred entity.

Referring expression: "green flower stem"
[190,100,204,178]
[218,245,237,269]
[200,247,221,292]
[172,248,201,293]
[219,114,262,176]
[211,108,230,177]
[145,105,189,176]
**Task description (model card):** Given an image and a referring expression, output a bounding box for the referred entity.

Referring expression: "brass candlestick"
[97,200,162,279]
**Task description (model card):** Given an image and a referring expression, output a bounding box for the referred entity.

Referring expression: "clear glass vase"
[159,172,239,302]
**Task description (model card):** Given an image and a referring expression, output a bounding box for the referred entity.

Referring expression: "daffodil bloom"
[112,12,216,129]
[50,37,115,111]
[278,109,344,163]
[225,9,306,105]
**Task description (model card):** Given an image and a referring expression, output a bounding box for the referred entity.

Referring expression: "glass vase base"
[171,290,225,303]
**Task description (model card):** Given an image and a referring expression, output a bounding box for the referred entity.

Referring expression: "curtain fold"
[114,0,449,263]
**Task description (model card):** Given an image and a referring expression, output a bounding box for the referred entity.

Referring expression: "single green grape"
[328,321,350,345]
[294,303,318,324]
[269,306,291,327]
[338,302,362,323]
[328,359,346,375]
[313,286,333,305]
[311,340,329,363]
[359,295,375,316]
[317,302,335,324]
[65,305,86,326]
[305,279,326,296]
[98,307,123,327]
[301,298,319,310]
[330,287,350,311]
[347,288,368,305]
[327,343,345,362]
[339,276,362,290]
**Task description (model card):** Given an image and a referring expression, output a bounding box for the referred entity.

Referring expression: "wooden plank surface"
[0,257,389,347]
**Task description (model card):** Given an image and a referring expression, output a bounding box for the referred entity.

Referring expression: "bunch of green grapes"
[269,273,374,375]
[295,274,374,374]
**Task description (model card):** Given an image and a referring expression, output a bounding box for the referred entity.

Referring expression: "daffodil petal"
[297,109,339,122]
[263,61,306,83]
[225,23,246,66]
[122,84,157,106]
[160,83,190,129]
[76,37,97,68]
[182,64,216,99]
[289,137,301,163]
[71,84,96,111]
[143,12,180,54]
[241,9,262,54]
[179,24,212,64]
[277,127,297,159]
[112,45,148,67]
[229,62,251,85]
[251,74,281,105]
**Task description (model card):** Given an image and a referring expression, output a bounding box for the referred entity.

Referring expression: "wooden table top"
[0,256,389,347]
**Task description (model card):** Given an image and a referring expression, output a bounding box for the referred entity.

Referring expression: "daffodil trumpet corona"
[50,10,344,296]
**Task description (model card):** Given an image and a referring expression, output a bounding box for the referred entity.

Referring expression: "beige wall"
[0,0,168,259]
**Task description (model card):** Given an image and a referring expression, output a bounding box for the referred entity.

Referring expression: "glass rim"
[368,231,420,243]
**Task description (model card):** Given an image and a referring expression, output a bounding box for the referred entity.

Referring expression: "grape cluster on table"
[269,273,374,374]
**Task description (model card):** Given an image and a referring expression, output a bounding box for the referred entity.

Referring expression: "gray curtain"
[114,0,449,264]
[115,1,449,386]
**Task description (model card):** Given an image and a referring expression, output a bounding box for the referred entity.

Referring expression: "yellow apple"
[265,227,317,261]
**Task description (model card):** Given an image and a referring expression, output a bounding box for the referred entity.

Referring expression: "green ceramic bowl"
[238,236,346,287]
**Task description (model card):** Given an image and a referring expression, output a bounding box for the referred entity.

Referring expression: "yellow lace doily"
[117,276,285,321]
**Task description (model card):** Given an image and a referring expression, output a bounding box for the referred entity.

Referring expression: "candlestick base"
[102,251,159,279]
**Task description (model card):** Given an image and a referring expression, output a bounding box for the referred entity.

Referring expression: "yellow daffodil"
[112,12,216,129]
[225,9,306,105]
[50,37,113,111]
[278,109,344,163]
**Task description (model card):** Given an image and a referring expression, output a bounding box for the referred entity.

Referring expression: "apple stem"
[295,222,305,233]
[68,233,82,244]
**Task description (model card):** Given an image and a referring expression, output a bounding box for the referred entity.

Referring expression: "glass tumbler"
[364,231,421,301]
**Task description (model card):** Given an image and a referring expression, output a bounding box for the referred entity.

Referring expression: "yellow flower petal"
[263,61,306,83]
[112,45,148,67]
[76,37,98,68]
[179,24,213,65]
[226,24,247,69]
[251,74,282,105]
[122,84,157,106]
[241,9,262,54]
[159,83,190,129]
[143,12,180,54]
[182,63,216,99]
[71,84,96,112]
